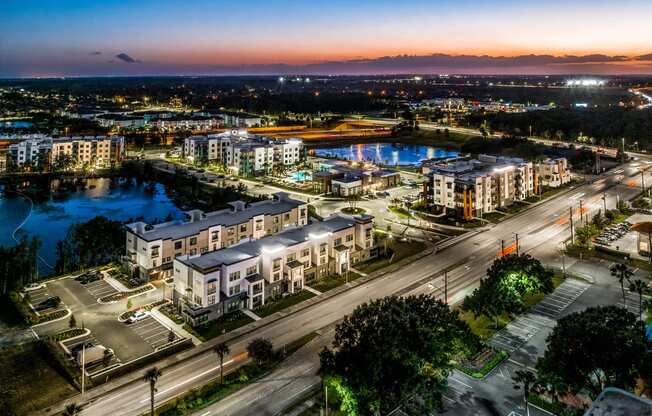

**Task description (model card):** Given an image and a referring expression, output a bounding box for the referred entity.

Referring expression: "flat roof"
[179,214,369,273]
[126,193,304,242]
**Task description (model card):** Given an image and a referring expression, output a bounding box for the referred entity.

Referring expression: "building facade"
[183,131,304,175]
[424,155,566,219]
[7,135,124,169]
[173,213,375,325]
[124,192,308,279]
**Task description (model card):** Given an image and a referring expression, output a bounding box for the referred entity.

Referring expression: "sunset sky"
[2,0,652,77]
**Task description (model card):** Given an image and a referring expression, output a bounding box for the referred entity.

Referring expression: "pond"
[314,142,458,166]
[0,177,184,275]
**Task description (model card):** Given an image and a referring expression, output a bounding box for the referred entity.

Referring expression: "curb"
[31,307,72,328]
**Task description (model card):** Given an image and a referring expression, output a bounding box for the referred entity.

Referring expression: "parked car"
[35,296,61,311]
[24,283,45,291]
[127,310,149,324]
[75,344,113,366]
[77,271,102,284]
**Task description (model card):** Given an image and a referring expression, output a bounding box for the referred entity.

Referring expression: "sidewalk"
[150,307,202,345]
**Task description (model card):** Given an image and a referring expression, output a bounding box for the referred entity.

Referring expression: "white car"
[127,310,150,324]
[24,283,46,291]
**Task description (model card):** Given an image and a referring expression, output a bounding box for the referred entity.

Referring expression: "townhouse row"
[423,154,570,219]
[6,135,125,169]
[173,213,375,325]
[124,192,309,280]
[183,131,303,175]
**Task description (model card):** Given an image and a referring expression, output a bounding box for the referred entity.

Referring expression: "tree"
[346,193,361,211]
[55,216,124,274]
[247,338,274,367]
[629,279,647,335]
[143,367,162,416]
[69,314,76,329]
[512,370,538,416]
[102,348,112,367]
[610,263,633,307]
[537,306,647,399]
[168,329,176,343]
[463,254,554,327]
[320,295,479,415]
[126,298,133,311]
[213,342,231,385]
[62,402,82,416]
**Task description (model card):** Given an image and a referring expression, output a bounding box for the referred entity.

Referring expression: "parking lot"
[25,286,67,315]
[83,279,118,300]
[489,278,590,353]
[127,315,178,350]
[60,332,120,373]
[39,277,171,362]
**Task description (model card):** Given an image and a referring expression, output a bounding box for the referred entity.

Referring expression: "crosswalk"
[489,279,590,353]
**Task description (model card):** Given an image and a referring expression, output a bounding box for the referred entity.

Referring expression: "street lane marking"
[139,359,236,403]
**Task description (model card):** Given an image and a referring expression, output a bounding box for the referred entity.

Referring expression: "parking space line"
[449,376,472,389]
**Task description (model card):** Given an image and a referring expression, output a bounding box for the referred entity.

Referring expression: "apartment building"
[183,131,303,175]
[124,192,308,279]
[8,137,52,167]
[51,136,125,167]
[535,158,571,188]
[7,135,125,169]
[424,155,562,219]
[173,213,375,325]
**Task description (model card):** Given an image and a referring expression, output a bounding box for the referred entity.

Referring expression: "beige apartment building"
[124,192,308,279]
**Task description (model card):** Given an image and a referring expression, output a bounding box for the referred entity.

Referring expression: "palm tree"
[62,402,82,416]
[213,342,231,385]
[610,263,633,307]
[143,367,162,416]
[512,369,538,416]
[629,279,647,334]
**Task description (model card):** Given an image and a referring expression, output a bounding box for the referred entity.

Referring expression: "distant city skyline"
[2,0,652,77]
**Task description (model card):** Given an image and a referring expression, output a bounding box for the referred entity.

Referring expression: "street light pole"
[444,270,448,305]
[569,206,575,244]
[579,200,584,225]
[515,233,520,255]
[602,192,607,213]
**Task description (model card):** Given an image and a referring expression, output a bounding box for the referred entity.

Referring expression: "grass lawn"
[356,239,427,274]
[483,211,506,223]
[388,205,414,219]
[460,275,565,339]
[309,272,364,293]
[185,311,255,342]
[255,291,316,317]
[0,341,77,415]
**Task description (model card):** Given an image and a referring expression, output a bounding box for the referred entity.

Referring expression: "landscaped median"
[456,348,508,379]
[98,283,156,304]
[151,332,320,416]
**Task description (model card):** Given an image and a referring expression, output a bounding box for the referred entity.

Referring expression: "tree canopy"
[462,254,554,326]
[536,306,648,399]
[55,216,124,273]
[320,295,479,415]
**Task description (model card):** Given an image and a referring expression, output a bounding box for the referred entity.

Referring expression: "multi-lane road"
[67,156,651,416]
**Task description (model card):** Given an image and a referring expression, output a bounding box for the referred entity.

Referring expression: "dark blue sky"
[1,0,652,77]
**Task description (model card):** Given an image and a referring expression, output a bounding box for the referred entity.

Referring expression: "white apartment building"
[7,135,125,169]
[183,131,304,175]
[173,213,375,325]
[51,136,125,167]
[536,158,571,188]
[8,138,52,167]
[125,192,308,279]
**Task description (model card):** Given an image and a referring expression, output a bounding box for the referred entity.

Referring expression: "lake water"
[1,120,33,128]
[314,143,458,166]
[0,178,184,275]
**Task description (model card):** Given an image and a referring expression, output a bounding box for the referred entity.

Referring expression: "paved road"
[68,158,652,416]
